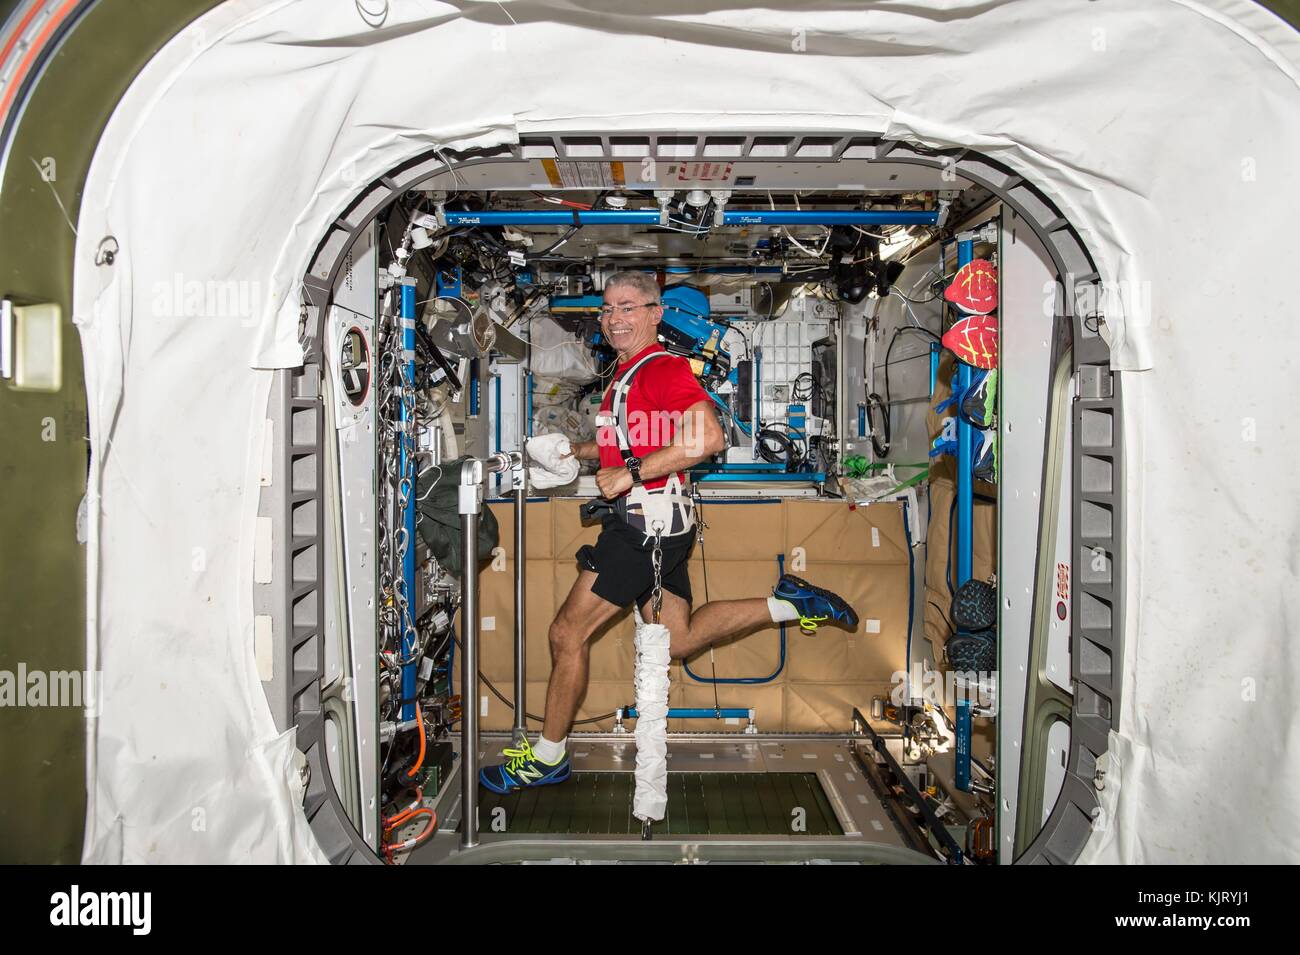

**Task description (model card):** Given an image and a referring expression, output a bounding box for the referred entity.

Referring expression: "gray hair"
[603,271,661,305]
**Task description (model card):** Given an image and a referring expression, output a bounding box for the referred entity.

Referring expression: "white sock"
[532,735,567,764]
[768,596,800,623]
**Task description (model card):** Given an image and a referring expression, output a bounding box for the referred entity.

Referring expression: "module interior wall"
[467,498,910,734]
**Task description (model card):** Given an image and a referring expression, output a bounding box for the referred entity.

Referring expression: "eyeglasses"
[598,302,658,317]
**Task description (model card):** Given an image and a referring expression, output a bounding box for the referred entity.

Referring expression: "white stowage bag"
[525,433,580,490]
[526,314,599,382]
[632,614,672,823]
[530,375,597,443]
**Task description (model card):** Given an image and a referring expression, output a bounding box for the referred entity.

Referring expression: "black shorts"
[576,516,695,609]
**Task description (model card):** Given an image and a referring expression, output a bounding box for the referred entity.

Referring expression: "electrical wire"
[866,324,940,458]
[531,191,593,210]
[354,0,387,27]
[414,460,443,501]
[781,229,831,258]
[430,146,464,195]
[891,287,942,306]
[660,217,713,237]
[881,326,942,428]
[791,372,815,401]
[866,392,890,458]
[450,629,618,726]
[382,807,437,862]
[852,225,892,240]
[758,282,776,321]
[768,190,833,260]
[890,287,929,328]
[527,225,579,259]
[756,426,804,471]
[520,330,598,355]
[405,703,426,778]
[895,261,943,304]
[690,492,722,711]
[927,598,955,630]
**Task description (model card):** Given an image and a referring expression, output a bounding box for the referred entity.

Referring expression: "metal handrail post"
[458,452,515,850]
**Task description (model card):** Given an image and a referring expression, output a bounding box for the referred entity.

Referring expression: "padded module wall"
[460,498,912,734]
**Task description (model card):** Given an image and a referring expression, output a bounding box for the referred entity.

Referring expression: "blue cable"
[684,554,786,685]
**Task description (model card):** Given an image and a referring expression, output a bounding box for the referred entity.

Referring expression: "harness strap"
[595,349,697,541]
[605,350,672,484]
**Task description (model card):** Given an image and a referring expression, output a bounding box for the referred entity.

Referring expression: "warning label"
[541,159,626,189]
[1056,562,1070,602]
[673,161,735,184]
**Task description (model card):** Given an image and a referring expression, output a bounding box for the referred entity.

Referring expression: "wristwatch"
[624,455,643,485]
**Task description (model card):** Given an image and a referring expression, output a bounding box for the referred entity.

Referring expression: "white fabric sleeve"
[632,614,672,823]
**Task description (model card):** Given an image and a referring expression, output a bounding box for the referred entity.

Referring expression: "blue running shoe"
[773,574,859,634]
[478,738,572,794]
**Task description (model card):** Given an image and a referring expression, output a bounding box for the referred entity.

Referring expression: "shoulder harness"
[594,349,696,542]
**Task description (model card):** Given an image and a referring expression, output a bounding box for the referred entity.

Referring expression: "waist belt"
[583,472,696,543]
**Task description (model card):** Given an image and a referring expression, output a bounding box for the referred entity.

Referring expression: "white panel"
[870,241,944,467]
[253,516,273,584]
[254,615,273,682]
[997,206,1060,863]
[11,302,62,391]
[329,224,379,849]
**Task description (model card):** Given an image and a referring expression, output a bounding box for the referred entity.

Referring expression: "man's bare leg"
[541,569,624,742]
[639,590,772,660]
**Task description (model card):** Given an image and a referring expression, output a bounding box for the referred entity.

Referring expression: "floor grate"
[472,771,844,836]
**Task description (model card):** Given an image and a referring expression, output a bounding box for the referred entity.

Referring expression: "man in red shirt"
[480,272,858,794]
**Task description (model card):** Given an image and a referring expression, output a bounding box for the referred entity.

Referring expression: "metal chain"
[650,524,664,624]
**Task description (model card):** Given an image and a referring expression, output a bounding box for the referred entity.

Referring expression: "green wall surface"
[0,0,219,864]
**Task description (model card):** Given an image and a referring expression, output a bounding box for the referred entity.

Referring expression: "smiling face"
[601,282,662,360]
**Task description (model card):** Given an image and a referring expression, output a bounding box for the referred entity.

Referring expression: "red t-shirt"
[597,343,711,491]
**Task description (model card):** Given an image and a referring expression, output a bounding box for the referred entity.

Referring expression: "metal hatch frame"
[263,130,1125,865]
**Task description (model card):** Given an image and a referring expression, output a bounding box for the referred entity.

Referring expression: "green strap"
[857,467,930,502]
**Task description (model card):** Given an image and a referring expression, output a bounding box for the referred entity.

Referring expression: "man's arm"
[637,401,725,480]
[595,401,724,497]
[566,440,601,462]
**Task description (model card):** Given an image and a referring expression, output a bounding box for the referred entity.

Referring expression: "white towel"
[525,432,580,489]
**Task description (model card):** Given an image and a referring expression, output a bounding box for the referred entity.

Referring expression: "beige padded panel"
[472,498,911,732]
[922,478,997,657]
[785,681,899,733]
